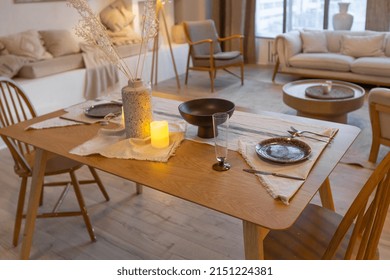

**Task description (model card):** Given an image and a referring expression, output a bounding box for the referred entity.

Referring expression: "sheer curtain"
[211,0,257,63]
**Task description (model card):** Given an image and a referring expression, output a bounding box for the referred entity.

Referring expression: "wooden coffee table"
[283,79,365,123]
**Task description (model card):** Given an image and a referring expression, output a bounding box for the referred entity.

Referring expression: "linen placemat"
[69,121,186,162]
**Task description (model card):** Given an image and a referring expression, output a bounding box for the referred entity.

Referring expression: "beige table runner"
[27,97,338,203]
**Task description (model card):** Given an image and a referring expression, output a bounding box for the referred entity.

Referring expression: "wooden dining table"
[0,92,360,260]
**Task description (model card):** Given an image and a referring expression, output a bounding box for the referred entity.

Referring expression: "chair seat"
[264,204,352,260]
[193,54,243,68]
[25,152,83,176]
[195,51,241,60]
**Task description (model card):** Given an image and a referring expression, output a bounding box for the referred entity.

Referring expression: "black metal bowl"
[178,98,235,138]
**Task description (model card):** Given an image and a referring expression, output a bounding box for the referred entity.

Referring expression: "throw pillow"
[0,54,28,78]
[300,31,328,53]
[0,30,52,60]
[341,34,385,57]
[40,30,81,57]
[0,41,10,55]
[100,0,135,32]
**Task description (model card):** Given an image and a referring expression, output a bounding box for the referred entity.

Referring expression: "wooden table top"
[0,94,360,230]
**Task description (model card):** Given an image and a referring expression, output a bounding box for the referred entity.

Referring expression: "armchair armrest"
[188,38,213,46]
[218,34,244,53]
[274,31,302,67]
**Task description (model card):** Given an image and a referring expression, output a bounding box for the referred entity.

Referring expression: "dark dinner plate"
[84,103,122,118]
[255,137,311,164]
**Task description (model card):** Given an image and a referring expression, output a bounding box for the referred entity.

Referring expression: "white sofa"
[272,30,390,86]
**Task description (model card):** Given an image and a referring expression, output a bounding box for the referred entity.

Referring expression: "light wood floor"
[0,65,389,259]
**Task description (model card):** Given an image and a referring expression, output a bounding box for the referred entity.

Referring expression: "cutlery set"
[287,126,331,143]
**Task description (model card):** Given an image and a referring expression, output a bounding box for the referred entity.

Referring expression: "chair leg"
[209,71,215,92]
[185,53,191,85]
[13,177,28,247]
[272,59,280,82]
[88,166,110,201]
[69,171,96,242]
[241,64,244,85]
[39,186,44,206]
[369,140,380,163]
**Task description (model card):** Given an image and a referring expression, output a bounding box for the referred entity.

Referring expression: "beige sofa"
[272,30,390,86]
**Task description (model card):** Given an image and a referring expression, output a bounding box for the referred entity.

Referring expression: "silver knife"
[243,169,305,181]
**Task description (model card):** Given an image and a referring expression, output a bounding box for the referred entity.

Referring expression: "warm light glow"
[150,121,169,148]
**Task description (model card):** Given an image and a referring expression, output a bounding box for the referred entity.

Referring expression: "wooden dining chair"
[263,152,390,260]
[183,19,244,92]
[368,88,390,163]
[0,77,110,246]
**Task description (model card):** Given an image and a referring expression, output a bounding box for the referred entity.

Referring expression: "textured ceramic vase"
[121,79,153,139]
[333,2,353,30]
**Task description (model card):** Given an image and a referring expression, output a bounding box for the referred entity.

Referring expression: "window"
[255,0,367,38]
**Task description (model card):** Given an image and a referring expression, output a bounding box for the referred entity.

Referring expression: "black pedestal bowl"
[178,98,235,138]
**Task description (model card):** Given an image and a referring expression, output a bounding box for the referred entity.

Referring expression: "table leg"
[243,220,270,260]
[20,148,48,260]
[318,177,335,211]
[136,183,143,194]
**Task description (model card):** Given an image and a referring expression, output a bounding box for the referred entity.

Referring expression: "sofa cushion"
[0,54,28,78]
[385,34,390,57]
[324,30,375,53]
[100,0,135,32]
[40,30,81,57]
[289,53,354,72]
[0,30,52,60]
[351,57,390,77]
[300,31,328,53]
[18,53,84,79]
[341,34,385,58]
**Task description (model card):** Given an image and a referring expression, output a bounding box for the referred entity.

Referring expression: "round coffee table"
[282,79,365,123]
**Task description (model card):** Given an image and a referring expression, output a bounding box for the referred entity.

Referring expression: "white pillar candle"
[150,121,169,148]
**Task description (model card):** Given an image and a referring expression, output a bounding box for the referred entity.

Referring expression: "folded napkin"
[26,117,83,130]
[70,121,186,162]
[238,127,337,205]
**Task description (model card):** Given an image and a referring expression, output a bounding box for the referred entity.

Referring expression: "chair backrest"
[369,88,390,141]
[0,77,37,176]
[323,152,390,259]
[183,19,222,57]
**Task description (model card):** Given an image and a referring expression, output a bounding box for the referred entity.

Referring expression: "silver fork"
[288,130,330,143]
[290,126,329,138]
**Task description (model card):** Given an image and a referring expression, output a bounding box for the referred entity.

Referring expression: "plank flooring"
[0,65,389,259]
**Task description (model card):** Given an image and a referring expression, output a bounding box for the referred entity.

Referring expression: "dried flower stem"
[135,0,159,79]
[67,0,159,84]
[67,0,133,80]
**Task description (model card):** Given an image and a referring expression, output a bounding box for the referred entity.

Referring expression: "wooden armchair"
[263,152,390,259]
[368,88,390,163]
[183,19,244,92]
[0,77,110,246]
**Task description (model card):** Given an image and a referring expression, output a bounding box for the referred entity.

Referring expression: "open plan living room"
[1,0,390,269]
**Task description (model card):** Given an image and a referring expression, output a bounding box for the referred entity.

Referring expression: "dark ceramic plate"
[255,137,311,164]
[84,103,122,118]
